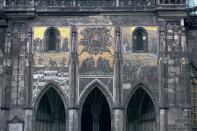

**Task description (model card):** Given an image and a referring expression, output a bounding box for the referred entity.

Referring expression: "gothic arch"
[44,27,61,52]
[125,83,157,110]
[33,82,68,131]
[34,81,68,110]
[78,79,114,110]
[79,80,113,131]
[125,83,158,131]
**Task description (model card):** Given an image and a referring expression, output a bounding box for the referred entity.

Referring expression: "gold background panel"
[33,26,71,48]
[78,26,115,67]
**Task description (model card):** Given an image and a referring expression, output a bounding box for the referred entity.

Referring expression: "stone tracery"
[5,0,186,7]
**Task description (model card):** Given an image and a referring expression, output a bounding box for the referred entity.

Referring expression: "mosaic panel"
[32,26,71,101]
[78,26,115,75]
[33,26,70,67]
[122,26,159,89]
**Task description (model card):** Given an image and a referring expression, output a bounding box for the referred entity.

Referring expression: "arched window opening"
[127,88,156,131]
[136,31,144,50]
[44,27,60,52]
[48,30,56,51]
[133,28,148,53]
[81,88,111,131]
[35,87,66,131]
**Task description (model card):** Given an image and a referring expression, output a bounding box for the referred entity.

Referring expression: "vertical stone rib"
[114,26,122,106]
[180,20,192,131]
[0,28,12,131]
[158,19,168,131]
[24,30,33,108]
[69,26,78,107]
[113,26,124,131]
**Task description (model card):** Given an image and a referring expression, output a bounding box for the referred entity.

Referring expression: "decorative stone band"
[4,0,186,7]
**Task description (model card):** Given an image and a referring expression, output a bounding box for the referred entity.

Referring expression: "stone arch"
[78,79,114,110]
[125,83,157,109]
[79,80,113,131]
[125,83,158,131]
[34,81,68,110]
[33,82,68,131]
[44,27,61,52]
[78,80,114,131]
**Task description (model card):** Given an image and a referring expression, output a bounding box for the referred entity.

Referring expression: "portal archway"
[35,87,66,131]
[126,88,156,131]
[81,88,111,131]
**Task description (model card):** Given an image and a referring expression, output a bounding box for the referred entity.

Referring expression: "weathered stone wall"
[187,28,197,131]
[187,30,197,65]
[0,2,191,131]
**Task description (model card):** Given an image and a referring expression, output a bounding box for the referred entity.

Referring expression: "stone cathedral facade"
[0,0,196,131]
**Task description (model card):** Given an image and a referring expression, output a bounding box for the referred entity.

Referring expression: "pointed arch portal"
[35,87,66,131]
[81,88,111,131]
[127,88,156,131]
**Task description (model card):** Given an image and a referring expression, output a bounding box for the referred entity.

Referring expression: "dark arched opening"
[35,88,66,131]
[81,88,111,131]
[136,31,144,50]
[44,27,60,52]
[127,88,156,131]
[132,27,148,53]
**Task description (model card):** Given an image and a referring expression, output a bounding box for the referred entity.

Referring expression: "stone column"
[159,19,191,131]
[68,109,79,131]
[0,30,12,131]
[113,26,124,131]
[113,108,124,131]
[180,19,192,131]
[116,0,119,7]
[68,26,79,131]
[24,109,33,131]
[158,19,168,131]
[114,26,122,105]
[69,26,78,107]
[24,31,33,131]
